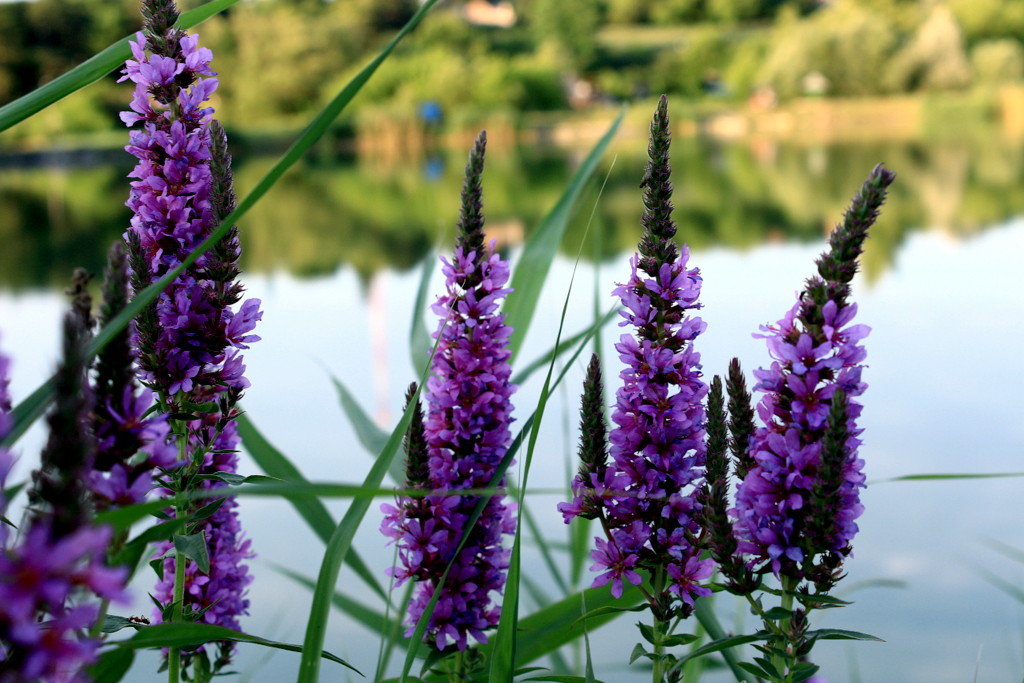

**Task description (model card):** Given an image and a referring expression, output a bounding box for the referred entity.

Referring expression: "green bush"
[971,39,1024,84]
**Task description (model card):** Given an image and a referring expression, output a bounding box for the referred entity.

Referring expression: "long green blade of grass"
[237,413,386,600]
[503,109,624,361]
[0,0,441,450]
[873,472,1024,483]
[0,0,241,133]
[109,623,358,674]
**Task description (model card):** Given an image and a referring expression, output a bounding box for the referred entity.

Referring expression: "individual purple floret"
[383,132,516,652]
[580,96,713,610]
[732,165,895,582]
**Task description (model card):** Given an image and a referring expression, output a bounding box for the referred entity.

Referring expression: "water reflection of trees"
[1,135,1021,290]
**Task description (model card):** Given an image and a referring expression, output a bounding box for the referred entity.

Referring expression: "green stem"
[90,529,128,638]
[651,568,666,683]
[168,422,188,683]
[772,577,797,683]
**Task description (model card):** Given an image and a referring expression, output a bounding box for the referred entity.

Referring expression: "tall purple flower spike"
[382,132,516,651]
[0,328,126,681]
[575,96,714,608]
[121,0,258,660]
[732,165,895,582]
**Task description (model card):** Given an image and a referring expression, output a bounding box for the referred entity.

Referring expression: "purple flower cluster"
[0,341,126,681]
[593,253,713,602]
[121,29,261,406]
[382,244,516,651]
[732,299,868,576]
[153,422,254,636]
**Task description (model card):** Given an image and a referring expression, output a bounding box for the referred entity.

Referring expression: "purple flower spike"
[733,166,895,584]
[122,2,258,667]
[385,132,516,652]
[589,96,713,611]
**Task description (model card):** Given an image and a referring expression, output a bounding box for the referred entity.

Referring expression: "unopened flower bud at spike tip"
[456,129,487,274]
[402,382,429,490]
[558,353,609,522]
[726,358,756,481]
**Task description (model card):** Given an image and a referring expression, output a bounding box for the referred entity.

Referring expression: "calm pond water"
[1,130,1023,681]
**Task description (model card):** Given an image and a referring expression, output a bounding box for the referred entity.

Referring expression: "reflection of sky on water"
[1,217,1022,681]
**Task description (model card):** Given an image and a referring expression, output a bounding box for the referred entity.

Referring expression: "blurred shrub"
[759,2,898,98]
[528,0,600,68]
[649,28,729,98]
[971,39,1024,84]
[884,5,972,92]
[950,0,1024,45]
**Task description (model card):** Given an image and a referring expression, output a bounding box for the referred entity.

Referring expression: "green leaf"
[629,643,648,665]
[668,632,768,675]
[525,677,607,683]
[570,602,647,628]
[89,648,135,683]
[795,593,851,607]
[484,585,644,667]
[637,622,657,646]
[101,615,145,634]
[1,0,441,452]
[806,628,884,642]
[763,606,793,620]
[662,633,700,647]
[693,598,758,683]
[503,109,624,360]
[237,413,386,601]
[409,255,435,374]
[111,623,359,674]
[0,0,242,133]
[173,533,210,575]
[737,662,771,679]
[792,662,822,682]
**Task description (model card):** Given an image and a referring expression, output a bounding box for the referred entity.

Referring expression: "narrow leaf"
[173,533,210,575]
[112,623,359,673]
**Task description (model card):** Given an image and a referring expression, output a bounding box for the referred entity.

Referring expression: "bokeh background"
[2,1,1024,680]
